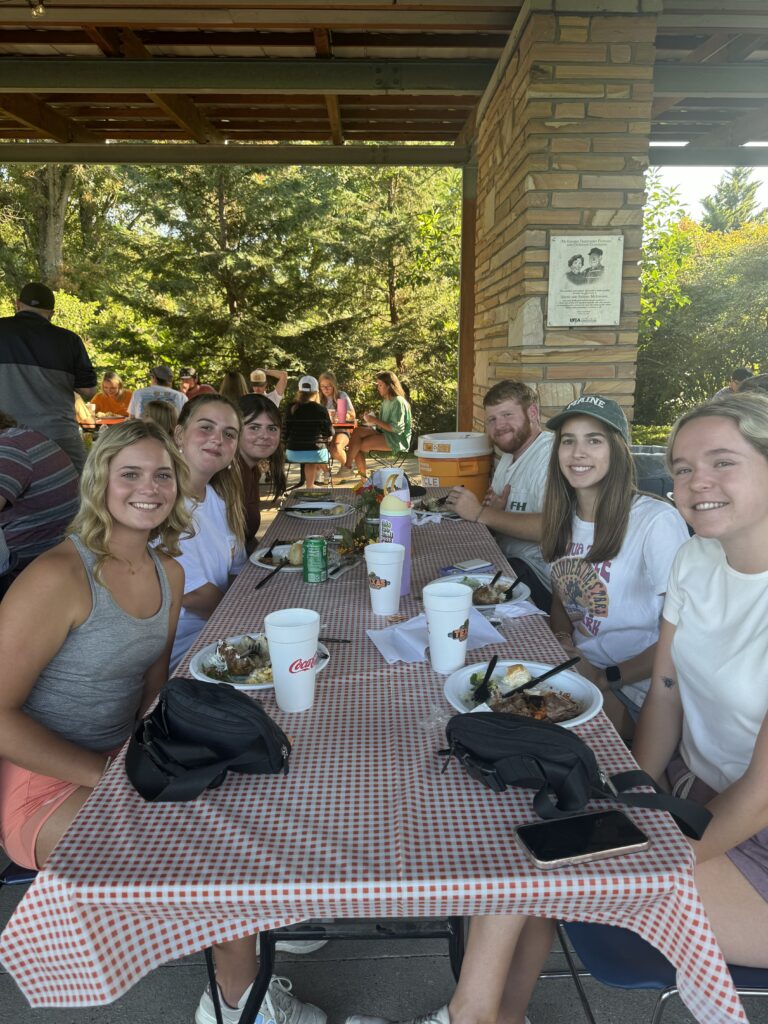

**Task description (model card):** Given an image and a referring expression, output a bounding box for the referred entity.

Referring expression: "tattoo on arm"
[662,676,676,689]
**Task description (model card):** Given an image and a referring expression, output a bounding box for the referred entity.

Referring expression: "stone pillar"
[472,0,660,426]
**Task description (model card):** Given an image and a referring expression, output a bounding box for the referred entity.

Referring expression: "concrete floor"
[2,463,767,1024]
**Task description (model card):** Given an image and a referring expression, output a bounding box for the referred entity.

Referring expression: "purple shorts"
[666,754,768,901]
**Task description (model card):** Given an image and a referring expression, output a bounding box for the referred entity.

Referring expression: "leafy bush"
[631,424,671,446]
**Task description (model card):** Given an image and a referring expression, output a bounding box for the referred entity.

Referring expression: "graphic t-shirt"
[550,495,689,707]
[490,431,553,585]
[128,385,187,418]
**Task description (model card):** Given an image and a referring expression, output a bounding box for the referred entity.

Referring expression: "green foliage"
[631,424,671,445]
[639,170,692,335]
[701,168,768,232]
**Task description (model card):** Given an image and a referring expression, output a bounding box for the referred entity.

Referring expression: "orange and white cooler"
[416,432,493,501]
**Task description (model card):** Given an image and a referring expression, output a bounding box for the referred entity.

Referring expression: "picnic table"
[0,489,746,1023]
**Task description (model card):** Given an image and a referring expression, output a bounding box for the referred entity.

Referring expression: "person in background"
[543,394,689,734]
[237,394,285,552]
[738,373,768,395]
[319,371,356,472]
[141,400,179,436]
[0,410,79,582]
[170,395,247,672]
[128,365,187,419]
[714,366,753,398]
[283,376,333,490]
[92,371,132,418]
[179,367,216,400]
[219,371,249,404]
[249,368,288,407]
[446,380,553,611]
[0,419,186,872]
[338,371,411,481]
[0,282,96,474]
[634,392,768,974]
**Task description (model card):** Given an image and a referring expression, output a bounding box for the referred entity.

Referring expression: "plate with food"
[413,497,460,520]
[443,659,602,729]
[285,501,354,520]
[189,633,330,689]
[425,573,531,609]
[249,541,340,572]
[291,488,333,500]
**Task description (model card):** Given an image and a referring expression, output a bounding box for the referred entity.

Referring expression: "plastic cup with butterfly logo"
[363,542,405,616]
[263,608,321,712]
[421,580,474,674]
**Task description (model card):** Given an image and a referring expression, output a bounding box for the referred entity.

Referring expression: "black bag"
[125,677,291,802]
[440,713,711,840]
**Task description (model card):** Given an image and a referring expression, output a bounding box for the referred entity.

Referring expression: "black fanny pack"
[440,713,711,840]
[125,677,291,802]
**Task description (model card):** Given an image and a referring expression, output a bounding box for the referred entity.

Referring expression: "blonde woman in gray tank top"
[0,420,189,871]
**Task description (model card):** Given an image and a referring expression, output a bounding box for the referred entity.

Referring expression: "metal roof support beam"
[0,143,472,166]
[649,146,768,166]
[654,64,768,99]
[0,59,495,95]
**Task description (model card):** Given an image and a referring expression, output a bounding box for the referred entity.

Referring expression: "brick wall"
[472,1,659,426]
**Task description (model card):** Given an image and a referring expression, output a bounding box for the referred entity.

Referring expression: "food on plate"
[288,541,304,566]
[457,575,509,606]
[203,634,273,685]
[468,663,582,723]
[292,503,348,517]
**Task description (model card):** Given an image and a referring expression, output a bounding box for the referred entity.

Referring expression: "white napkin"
[491,600,546,619]
[367,606,504,665]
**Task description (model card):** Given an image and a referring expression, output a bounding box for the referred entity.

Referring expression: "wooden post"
[458,163,477,431]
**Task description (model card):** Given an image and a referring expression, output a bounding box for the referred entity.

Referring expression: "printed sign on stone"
[547,235,624,327]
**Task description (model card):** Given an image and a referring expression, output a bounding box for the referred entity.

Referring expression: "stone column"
[472,0,660,425]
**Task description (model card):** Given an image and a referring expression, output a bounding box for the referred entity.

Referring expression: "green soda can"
[303,535,327,583]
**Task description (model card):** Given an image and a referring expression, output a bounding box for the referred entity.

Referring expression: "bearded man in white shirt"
[445,380,553,610]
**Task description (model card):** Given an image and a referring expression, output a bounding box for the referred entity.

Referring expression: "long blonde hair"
[319,371,339,404]
[68,419,192,582]
[219,371,249,403]
[668,392,768,470]
[541,417,637,564]
[176,394,247,545]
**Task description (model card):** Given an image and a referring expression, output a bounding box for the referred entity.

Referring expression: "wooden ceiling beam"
[687,106,768,148]
[312,27,344,143]
[0,92,98,143]
[0,58,495,95]
[651,32,734,117]
[0,142,473,166]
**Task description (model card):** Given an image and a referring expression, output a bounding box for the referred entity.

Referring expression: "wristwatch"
[605,665,622,684]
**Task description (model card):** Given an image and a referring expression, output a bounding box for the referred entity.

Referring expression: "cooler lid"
[416,432,492,458]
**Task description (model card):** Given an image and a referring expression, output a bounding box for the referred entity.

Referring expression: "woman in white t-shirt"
[542,394,689,734]
[170,394,247,671]
[633,392,768,968]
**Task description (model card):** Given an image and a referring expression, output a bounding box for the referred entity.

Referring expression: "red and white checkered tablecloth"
[0,492,745,1022]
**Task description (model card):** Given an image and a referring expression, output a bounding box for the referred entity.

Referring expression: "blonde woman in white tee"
[634,392,768,969]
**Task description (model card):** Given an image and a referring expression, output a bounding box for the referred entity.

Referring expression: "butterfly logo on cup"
[447,619,469,642]
[368,571,391,590]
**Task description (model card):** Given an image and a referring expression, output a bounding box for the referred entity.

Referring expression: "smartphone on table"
[514,810,650,870]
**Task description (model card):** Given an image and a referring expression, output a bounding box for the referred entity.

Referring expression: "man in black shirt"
[0,283,97,473]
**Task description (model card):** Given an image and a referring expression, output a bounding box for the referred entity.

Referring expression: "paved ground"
[2,460,766,1024]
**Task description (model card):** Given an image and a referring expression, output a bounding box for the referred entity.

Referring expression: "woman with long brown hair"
[171,394,247,671]
[542,394,688,730]
[338,370,411,480]
[237,393,286,551]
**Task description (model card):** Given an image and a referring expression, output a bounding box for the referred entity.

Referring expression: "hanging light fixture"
[29,0,46,16]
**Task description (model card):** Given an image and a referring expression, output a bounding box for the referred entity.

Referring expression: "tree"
[701,167,768,232]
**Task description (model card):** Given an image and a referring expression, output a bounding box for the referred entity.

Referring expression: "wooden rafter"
[651,32,734,118]
[687,104,768,147]
[313,27,344,144]
[0,93,98,143]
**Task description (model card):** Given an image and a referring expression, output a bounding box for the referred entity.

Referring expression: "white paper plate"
[285,501,354,520]
[189,634,330,690]
[249,544,340,572]
[425,573,531,610]
[443,659,602,729]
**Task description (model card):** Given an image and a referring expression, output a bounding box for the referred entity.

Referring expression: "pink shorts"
[0,759,79,870]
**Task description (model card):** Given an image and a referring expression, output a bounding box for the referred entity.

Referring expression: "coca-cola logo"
[289,653,318,674]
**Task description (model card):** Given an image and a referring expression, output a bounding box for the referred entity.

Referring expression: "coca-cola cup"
[263,608,321,713]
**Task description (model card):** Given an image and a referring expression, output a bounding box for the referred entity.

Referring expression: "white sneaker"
[345,1007,450,1024]
[274,938,328,954]
[196,975,327,1024]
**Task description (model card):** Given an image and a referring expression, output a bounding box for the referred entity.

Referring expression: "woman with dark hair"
[0,419,187,870]
[542,394,688,732]
[171,394,247,671]
[237,393,285,551]
[338,370,411,480]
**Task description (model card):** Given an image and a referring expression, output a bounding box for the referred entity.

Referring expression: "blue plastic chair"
[558,921,768,1024]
